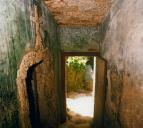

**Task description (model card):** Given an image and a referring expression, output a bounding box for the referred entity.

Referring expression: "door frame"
[60,51,106,128]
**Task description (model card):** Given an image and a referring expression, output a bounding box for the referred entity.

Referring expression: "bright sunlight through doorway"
[65,56,96,118]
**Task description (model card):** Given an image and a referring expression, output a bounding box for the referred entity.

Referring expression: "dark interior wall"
[40,2,61,124]
[33,2,60,127]
[101,0,143,127]
[58,26,101,52]
[34,54,58,128]
[0,0,60,127]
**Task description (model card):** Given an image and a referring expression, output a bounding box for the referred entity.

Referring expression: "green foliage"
[66,56,87,72]
[65,57,87,92]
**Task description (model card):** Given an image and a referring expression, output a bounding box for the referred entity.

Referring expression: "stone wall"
[101,0,143,127]
[58,27,101,52]
[0,0,59,127]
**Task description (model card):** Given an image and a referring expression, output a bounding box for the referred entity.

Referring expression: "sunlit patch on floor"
[66,93,94,117]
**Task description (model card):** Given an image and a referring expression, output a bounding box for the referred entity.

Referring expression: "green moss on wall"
[0,1,33,127]
[0,0,60,127]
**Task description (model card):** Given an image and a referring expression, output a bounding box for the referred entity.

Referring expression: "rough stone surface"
[0,0,59,127]
[17,48,58,128]
[17,3,59,128]
[59,110,92,128]
[45,0,113,26]
[58,27,101,52]
[17,49,48,128]
[101,0,143,127]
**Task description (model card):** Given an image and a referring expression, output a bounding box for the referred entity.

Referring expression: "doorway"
[65,56,96,118]
[61,52,106,128]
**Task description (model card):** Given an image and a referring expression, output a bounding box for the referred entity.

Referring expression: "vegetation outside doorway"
[61,52,107,128]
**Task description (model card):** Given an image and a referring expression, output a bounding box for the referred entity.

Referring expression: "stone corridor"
[0,0,143,128]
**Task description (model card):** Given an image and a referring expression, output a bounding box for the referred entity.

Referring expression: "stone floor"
[59,110,93,128]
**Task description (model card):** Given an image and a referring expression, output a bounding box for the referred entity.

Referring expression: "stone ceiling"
[44,0,113,26]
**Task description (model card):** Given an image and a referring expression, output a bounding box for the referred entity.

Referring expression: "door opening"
[65,56,96,118]
[61,52,106,128]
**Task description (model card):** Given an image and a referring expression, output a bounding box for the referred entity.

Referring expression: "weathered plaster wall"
[58,27,101,52]
[0,0,59,127]
[0,1,33,127]
[101,0,143,127]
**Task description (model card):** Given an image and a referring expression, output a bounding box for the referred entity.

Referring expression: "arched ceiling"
[44,0,113,26]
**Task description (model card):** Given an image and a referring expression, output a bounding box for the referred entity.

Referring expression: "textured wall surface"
[45,0,113,26]
[58,27,101,52]
[0,0,59,127]
[0,0,33,127]
[101,0,143,127]
[39,3,60,128]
